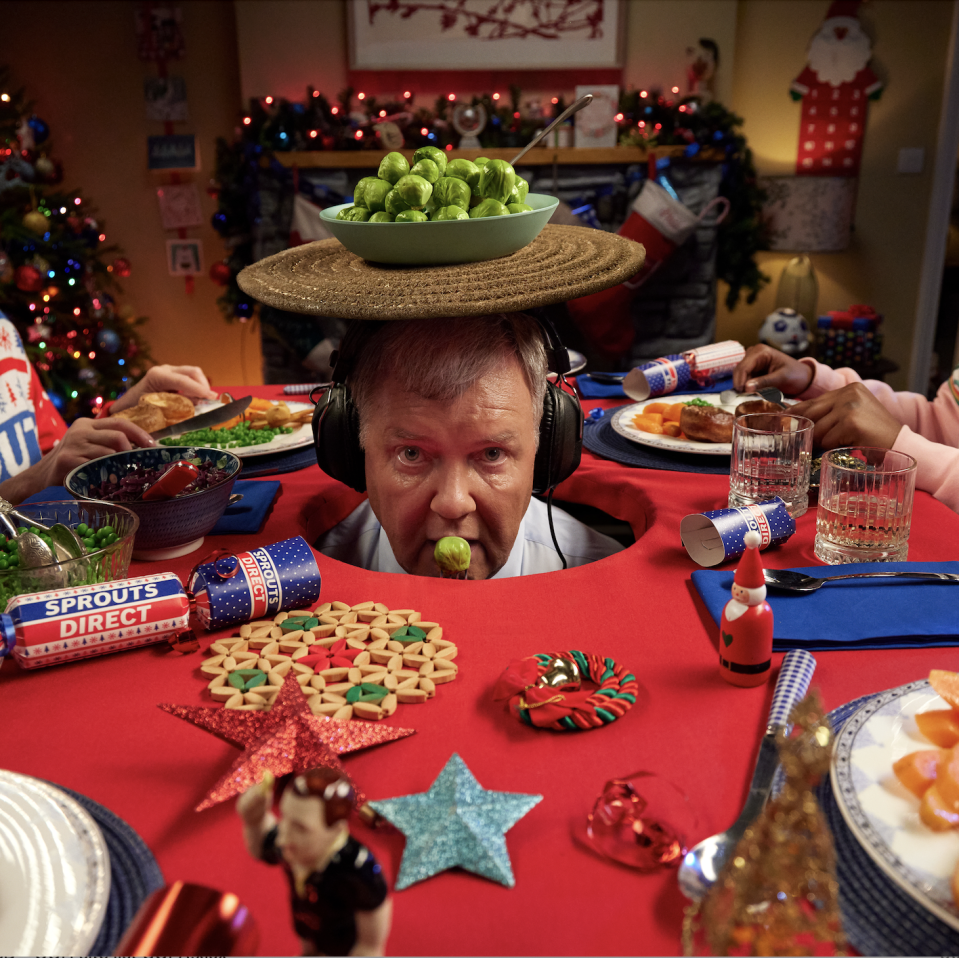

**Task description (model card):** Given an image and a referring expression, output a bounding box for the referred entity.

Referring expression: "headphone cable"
[546,486,568,570]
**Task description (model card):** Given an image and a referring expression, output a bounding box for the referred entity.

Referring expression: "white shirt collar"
[374,506,529,578]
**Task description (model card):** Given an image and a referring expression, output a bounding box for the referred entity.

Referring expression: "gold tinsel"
[682,691,847,957]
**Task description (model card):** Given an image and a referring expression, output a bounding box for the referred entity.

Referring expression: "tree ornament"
[66,215,83,232]
[718,530,774,687]
[22,210,48,234]
[208,261,232,286]
[26,115,49,145]
[112,257,131,278]
[14,265,42,292]
[96,329,121,354]
[34,155,54,177]
[78,367,98,385]
[683,692,846,957]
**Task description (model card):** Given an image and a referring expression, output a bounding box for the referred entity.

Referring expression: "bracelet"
[504,650,638,731]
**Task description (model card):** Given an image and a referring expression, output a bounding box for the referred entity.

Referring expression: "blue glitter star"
[368,753,542,890]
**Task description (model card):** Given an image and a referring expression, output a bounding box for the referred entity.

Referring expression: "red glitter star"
[159,673,416,811]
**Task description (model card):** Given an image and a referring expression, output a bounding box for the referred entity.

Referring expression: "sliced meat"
[679,404,735,443]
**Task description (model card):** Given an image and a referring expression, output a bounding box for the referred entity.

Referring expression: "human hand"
[732,344,815,396]
[789,383,903,449]
[37,417,155,487]
[112,364,218,413]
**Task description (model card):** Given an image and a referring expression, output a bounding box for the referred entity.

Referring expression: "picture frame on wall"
[348,0,625,70]
[166,239,203,276]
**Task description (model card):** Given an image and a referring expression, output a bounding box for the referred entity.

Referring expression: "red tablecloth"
[2,385,956,956]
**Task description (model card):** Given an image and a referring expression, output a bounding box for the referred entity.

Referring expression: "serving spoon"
[508,94,594,166]
[678,649,816,901]
[764,568,959,594]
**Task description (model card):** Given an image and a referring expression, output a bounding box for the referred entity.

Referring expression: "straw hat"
[236,225,645,320]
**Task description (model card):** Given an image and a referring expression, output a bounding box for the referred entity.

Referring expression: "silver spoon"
[508,94,594,166]
[18,532,67,590]
[718,386,785,406]
[678,649,816,901]
[765,568,959,594]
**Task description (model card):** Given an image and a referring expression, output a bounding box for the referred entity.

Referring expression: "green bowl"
[319,193,559,265]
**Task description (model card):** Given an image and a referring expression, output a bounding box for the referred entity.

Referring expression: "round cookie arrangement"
[199,600,458,722]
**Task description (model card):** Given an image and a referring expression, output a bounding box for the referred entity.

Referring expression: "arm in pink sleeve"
[798,359,959,510]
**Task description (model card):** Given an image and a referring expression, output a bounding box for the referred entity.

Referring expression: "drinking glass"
[728,413,814,518]
[814,447,917,564]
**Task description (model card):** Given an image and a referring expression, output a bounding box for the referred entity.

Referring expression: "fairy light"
[68,279,75,286]
[357,92,365,100]
[551,97,559,104]
[264,95,274,105]
[492,93,500,101]
[38,341,45,349]
[43,307,49,314]
[403,90,412,99]
[88,351,96,359]
[73,351,80,359]
[243,116,251,125]
[447,93,455,101]
[59,206,66,213]
[513,111,520,119]
[42,294,49,302]
[27,302,35,311]
[639,121,646,128]
[98,233,105,242]
[379,110,386,117]
[331,106,339,115]
[640,90,648,99]
[445,143,453,151]
[94,396,103,406]
[0,94,9,102]
[614,113,624,122]
[312,90,320,98]
[355,129,363,139]
[672,86,680,93]
[309,129,318,138]
[70,390,78,399]
[93,298,101,308]
[679,104,687,112]
[654,122,662,130]
[73,308,80,316]
[420,127,428,136]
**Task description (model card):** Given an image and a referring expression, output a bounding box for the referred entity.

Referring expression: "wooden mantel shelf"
[273,145,723,169]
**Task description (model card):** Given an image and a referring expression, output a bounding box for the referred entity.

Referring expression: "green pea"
[6,540,17,553]
[99,525,114,537]
[0,558,9,571]
[76,523,89,536]
[8,555,19,567]
[16,527,27,536]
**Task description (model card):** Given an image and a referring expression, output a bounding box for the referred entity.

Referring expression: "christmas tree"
[0,65,152,422]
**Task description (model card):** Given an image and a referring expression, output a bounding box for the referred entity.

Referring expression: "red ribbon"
[493,658,597,729]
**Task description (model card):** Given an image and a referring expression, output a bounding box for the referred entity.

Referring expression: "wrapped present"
[188,535,321,630]
[624,342,744,401]
[680,498,796,567]
[0,573,191,669]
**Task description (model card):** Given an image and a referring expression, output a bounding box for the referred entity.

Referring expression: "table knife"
[150,396,253,440]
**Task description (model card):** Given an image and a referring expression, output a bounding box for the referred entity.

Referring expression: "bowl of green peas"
[0,501,138,611]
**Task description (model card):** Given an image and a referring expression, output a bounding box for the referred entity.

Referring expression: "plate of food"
[0,770,111,955]
[831,672,959,932]
[156,397,314,459]
[609,394,789,456]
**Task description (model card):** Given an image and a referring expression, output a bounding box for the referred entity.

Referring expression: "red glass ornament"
[113,257,132,278]
[209,261,232,286]
[15,265,43,292]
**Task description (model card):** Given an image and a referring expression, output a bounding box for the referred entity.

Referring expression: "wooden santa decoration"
[719,530,774,687]
[792,0,883,176]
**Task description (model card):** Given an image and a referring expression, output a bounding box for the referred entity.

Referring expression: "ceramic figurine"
[237,768,392,957]
[718,530,774,687]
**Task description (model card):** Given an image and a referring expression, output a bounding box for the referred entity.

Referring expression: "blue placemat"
[239,445,317,477]
[44,783,165,956]
[815,696,959,956]
[583,409,731,474]
[692,562,959,651]
[577,374,733,399]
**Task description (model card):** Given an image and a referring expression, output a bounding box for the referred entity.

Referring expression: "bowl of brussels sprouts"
[319,148,559,265]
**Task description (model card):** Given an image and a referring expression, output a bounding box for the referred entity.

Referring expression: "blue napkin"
[576,374,734,399]
[23,480,280,535]
[692,561,959,651]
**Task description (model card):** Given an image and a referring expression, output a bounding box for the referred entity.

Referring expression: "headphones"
[310,315,582,495]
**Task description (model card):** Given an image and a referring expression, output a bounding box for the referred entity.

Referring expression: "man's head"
[276,768,355,870]
[348,313,548,579]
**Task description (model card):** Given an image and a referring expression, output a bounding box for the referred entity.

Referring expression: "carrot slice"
[916,709,959,748]
[921,782,959,830]
[662,422,682,438]
[644,402,669,416]
[937,745,959,811]
[893,749,945,798]
[663,403,685,423]
[642,413,664,426]
[930,670,959,710]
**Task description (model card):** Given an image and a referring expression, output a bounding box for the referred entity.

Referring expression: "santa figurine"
[719,530,774,687]
[791,0,883,176]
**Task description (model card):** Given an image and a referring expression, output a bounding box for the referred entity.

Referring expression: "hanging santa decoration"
[791,0,883,176]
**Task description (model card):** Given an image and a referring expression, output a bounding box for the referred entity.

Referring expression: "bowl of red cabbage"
[65,446,241,559]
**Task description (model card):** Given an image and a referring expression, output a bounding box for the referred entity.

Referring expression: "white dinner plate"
[831,679,959,932]
[610,393,797,456]
[0,770,110,955]
[170,399,314,459]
